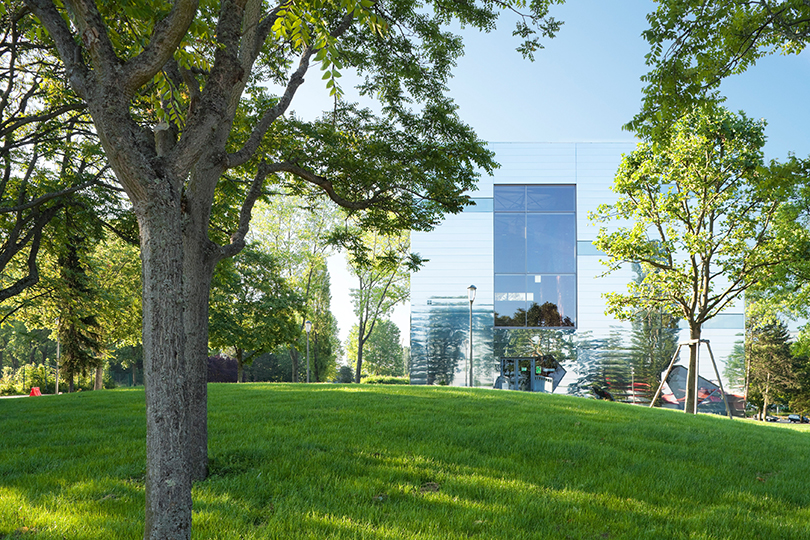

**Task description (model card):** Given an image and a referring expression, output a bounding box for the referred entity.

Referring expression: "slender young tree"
[748,320,796,419]
[348,229,412,383]
[592,106,803,414]
[347,318,404,377]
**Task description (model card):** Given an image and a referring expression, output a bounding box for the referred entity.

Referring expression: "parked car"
[765,415,779,422]
[787,414,810,423]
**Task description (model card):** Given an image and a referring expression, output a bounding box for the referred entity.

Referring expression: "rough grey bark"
[139,200,191,539]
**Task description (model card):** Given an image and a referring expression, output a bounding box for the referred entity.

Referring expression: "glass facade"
[494,185,576,328]
[410,143,746,398]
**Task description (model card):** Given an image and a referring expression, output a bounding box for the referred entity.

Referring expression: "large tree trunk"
[684,325,701,414]
[139,198,192,540]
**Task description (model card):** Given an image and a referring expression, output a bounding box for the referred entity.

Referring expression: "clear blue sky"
[299,0,810,353]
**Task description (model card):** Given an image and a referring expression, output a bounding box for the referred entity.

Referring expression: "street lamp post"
[467,285,476,387]
[305,320,312,383]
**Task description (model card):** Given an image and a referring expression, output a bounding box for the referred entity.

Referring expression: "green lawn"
[1,384,809,539]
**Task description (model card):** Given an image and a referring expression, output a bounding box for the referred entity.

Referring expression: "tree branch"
[122,0,201,95]
[227,13,355,168]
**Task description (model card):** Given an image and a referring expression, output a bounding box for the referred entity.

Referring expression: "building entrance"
[496,356,565,393]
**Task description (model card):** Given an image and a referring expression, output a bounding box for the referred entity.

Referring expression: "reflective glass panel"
[526,185,575,212]
[527,214,576,274]
[494,214,525,273]
[494,275,527,326]
[526,275,576,327]
[494,186,525,212]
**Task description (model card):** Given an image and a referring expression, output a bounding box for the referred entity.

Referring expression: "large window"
[494,185,576,327]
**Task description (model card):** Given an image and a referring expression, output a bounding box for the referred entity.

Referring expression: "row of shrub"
[361,375,410,385]
[0,364,114,395]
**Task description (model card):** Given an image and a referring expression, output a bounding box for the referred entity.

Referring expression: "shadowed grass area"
[1,384,809,539]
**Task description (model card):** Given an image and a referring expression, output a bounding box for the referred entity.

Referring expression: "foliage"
[209,244,301,381]
[0,1,116,303]
[3,386,810,539]
[18,0,568,535]
[107,344,143,387]
[747,319,796,418]
[300,263,340,383]
[630,1,810,328]
[52,206,104,388]
[2,230,142,393]
[593,105,806,412]
[336,364,354,383]
[207,354,238,383]
[0,320,55,370]
[346,318,405,377]
[0,361,113,395]
[631,0,810,139]
[626,264,680,403]
[251,197,341,382]
[595,106,797,326]
[361,374,409,385]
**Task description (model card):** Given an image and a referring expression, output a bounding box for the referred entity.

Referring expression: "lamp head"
[467,284,477,303]
[305,320,312,333]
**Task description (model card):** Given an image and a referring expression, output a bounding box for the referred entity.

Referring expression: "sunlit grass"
[1,384,809,539]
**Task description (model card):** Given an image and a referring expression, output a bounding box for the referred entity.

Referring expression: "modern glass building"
[409,142,745,402]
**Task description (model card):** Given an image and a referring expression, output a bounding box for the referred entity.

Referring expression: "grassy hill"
[1,384,809,539]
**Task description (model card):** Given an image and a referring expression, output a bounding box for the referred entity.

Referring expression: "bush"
[335,366,354,383]
[0,364,115,395]
[362,375,410,385]
[0,364,57,395]
[208,354,238,383]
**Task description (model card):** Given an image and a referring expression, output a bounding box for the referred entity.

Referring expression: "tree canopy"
[15,0,566,537]
[208,244,300,382]
[631,0,810,138]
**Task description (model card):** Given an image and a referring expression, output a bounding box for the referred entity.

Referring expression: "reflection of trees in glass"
[572,263,679,401]
[425,306,466,385]
[494,328,576,365]
[496,302,573,328]
[570,315,677,403]
[409,305,495,386]
[723,339,746,392]
[629,305,680,404]
[528,302,574,327]
[569,329,632,400]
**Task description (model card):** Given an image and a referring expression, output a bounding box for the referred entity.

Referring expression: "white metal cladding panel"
[471,164,495,197]
[489,143,577,183]
[576,142,636,238]
[411,212,493,307]
[577,255,633,334]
